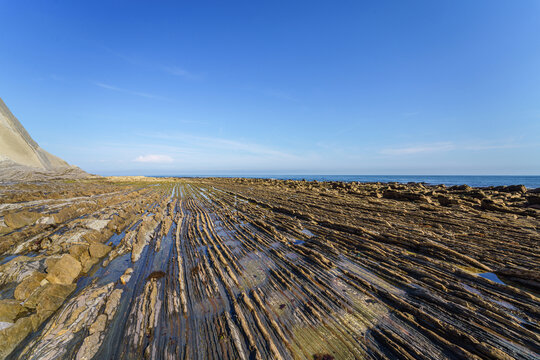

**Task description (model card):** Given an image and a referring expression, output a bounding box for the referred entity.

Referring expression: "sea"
[168,175,540,188]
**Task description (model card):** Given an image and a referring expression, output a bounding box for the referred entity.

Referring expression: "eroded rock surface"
[0,178,538,359]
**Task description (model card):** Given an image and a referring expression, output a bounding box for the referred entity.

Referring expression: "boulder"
[46,254,82,284]
[45,256,61,271]
[84,219,110,231]
[89,314,107,334]
[69,244,91,263]
[75,331,102,360]
[14,272,47,301]
[0,314,40,359]
[104,289,123,317]
[0,299,26,322]
[494,185,527,194]
[24,283,76,317]
[3,211,40,229]
[81,257,100,273]
[36,216,55,225]
[89,243,112,259]
[120,268,134,285]
[437,195,460,207]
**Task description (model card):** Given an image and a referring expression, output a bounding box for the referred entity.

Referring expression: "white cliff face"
[0,98,69,170]
[0,98,89,181]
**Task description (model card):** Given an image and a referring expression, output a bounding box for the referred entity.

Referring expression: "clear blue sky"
[1,1,539,175]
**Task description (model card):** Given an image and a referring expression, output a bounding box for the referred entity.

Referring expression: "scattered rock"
[89,314,107,334]
[89,242,111,259]
[36,216,55,225]
[104,289,123,317]
[3,211,40,229]
[45,254,82,284]
[120,268,133,285]
[146,270,166,281]
[0,314,40,359]
[24,283,76,316]
[83,219,110,231]
[14,272,47,301]
[0,299,26,322]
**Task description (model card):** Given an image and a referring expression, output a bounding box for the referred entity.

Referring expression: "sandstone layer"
[0,178,538,359]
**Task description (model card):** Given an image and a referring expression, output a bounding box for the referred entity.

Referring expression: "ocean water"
[172,175,540,188]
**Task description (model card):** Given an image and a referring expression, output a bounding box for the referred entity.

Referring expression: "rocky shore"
[0,178,538,359]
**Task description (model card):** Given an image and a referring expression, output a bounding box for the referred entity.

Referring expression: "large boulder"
[46,254,82,285]
[3,211,40,229]
[14,272,47,301]
[0,314,41,359]
[493,185,527,194]
[69,244,91,263]
[69,244,97,273]
[89,243,111,259]
[24,283,76,318]
[0,299,27,322]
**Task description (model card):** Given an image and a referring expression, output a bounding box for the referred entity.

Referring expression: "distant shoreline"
[141,175,540,189]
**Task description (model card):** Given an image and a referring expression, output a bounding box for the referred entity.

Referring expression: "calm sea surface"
[169,175,540,188]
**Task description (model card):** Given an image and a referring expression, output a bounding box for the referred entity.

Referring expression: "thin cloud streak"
[380,142,455,155]
[142,132,300,160]
[163,66,201,80]
[93,82,163,99]
[379,140,537,156]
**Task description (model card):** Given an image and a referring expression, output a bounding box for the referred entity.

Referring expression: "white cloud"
[380,142,455,155]
[142,132,299,160]
[93,82,162,99]
[133,154,174,163]
[163,66,200,80]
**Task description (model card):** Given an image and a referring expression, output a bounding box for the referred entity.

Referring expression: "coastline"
[0,177,538,359]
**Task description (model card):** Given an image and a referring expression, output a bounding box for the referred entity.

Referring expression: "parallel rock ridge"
[0,178,539,359]
[0,98,89,181]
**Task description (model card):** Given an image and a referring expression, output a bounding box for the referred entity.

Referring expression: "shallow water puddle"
[478,272,505,285]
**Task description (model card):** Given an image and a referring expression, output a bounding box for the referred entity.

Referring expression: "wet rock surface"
[0,178,538,359]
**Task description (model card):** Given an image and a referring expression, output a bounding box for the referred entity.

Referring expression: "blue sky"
[1,0,539,175]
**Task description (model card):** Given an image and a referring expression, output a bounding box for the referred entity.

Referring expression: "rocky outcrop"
[45,254,82,285]
[0,178,538,360]
[0,97,90,181]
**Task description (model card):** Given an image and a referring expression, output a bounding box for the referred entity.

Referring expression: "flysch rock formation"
[0,178,538,359]
[0,98,89,181]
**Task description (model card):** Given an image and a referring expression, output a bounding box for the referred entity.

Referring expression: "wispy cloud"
[380,142,455,155]
[144,132,299,160]
[163,66,201,80]
[263,89,298,102]
[93,82,163,99]
[379,139,537,156]
[134,154,174,163]
[464,143,523,151]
